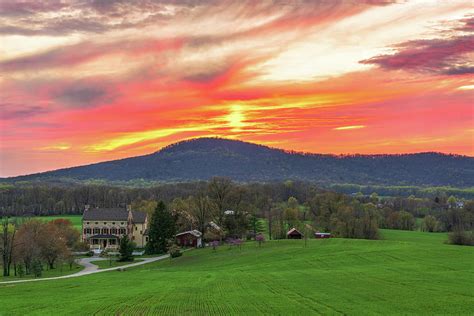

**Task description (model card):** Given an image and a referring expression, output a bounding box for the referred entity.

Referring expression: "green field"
[1,229,473,315]
[11,215,82,230]
[0,262,83,282]
[90,259,145,269]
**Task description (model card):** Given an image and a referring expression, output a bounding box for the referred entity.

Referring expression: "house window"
[86,222,90,224]
[121,222,124,225]
[112,222,115,225]
[104,222,107,225]
[146,237,149,242]
[95,222,98,225]
[84,228,91,234]
[119,228,126,235]
[135,227,137,231]
[132,236,135,240]
[102,228,109,234]
[93,228,100,234]
[140,230,142,234]
[111,228,117,234]
[109,239,116,245]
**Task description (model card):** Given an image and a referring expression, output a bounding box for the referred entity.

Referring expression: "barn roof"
[287,228,304,236]
[176,230,202,238]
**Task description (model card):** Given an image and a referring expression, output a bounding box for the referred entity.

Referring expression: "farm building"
[82,205,148,251]
[176,230,203,248]
[315,232,331,239]
[287,228,303,239]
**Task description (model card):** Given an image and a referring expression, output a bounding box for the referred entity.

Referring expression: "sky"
[0,0,473,177]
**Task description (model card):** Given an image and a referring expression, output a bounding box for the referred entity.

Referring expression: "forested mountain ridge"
[4,138,474,187]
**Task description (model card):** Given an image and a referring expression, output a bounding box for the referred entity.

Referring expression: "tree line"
[2,178,473,273]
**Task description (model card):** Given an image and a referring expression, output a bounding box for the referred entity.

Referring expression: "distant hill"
[4,138,474,187]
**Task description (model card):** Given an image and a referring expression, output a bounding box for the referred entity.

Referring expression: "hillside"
[5,138,474,187]
[1,230,473,314]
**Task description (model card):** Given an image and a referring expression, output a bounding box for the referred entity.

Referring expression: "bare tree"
[208,177,233,225]
[190,192,216,239]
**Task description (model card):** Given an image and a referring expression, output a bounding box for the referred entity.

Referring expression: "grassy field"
[91,259,145,269]
[1,229,473,315]
[11,215,82,230]
[0,262,83,281]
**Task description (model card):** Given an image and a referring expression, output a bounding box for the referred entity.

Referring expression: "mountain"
[5,138,474,187]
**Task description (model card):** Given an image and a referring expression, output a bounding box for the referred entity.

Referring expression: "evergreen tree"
[118,235,135,262]
[32,260,43,278]
[146,201,176,254]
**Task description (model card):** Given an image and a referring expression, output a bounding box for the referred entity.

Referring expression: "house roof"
[132,211,147,223]
[287,228,303,236]
[83,208,128,221]
[83,208,147,223]
[176,230,202,238]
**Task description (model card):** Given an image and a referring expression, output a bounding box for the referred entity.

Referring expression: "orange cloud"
[1,1,473,176]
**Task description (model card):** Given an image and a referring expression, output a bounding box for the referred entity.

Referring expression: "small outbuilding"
[176,230,202,248]
[315,232,331,239]
[287,228,303,239]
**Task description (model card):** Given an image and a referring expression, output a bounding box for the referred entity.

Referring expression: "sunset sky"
[1,0,473,177]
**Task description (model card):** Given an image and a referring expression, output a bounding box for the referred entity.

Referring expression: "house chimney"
[85,204,90,212]
[127,205,131,212]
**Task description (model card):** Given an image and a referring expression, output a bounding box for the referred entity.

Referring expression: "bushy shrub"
[421,215,440,232]
[17,264,25,278]
[448,230,474,246]
[32,260,43,278]
[169,244,182,258]
[209,240,219,251]
[256,234,265,247]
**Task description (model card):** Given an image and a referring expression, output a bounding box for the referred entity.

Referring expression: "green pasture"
[1,229,473,315]
[0,262,83,282]
[9,215,82,230]
[90,259,145,270]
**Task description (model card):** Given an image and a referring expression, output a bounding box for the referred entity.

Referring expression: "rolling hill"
[5,138,474,187]
[1,230,473,314]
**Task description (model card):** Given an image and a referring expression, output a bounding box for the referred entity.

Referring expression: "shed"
[176,230,202,248]
[287,228,303,239]
[315,232,332,239]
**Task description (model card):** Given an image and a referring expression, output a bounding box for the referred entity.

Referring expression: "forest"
[1,179,472,238]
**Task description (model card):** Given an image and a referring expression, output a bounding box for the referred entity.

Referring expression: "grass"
[0,261,83,281]
[90,259,145,269]
[10,215,82,230]
[1,229,473,315]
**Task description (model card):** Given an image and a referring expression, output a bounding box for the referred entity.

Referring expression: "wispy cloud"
[333,125,366,131]
[1,0,473,176]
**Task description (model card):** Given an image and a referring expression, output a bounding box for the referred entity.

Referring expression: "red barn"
[176,230,202,248]
[287,228,304,239]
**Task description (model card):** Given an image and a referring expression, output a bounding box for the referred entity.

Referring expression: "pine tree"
[118,235,135,262]
[146,201,176,255]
